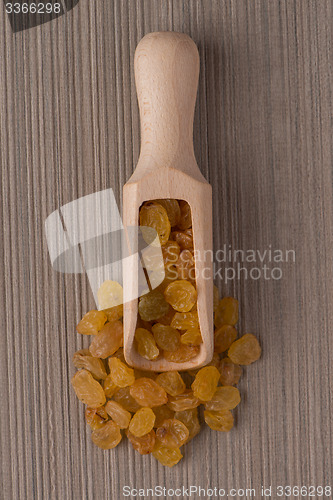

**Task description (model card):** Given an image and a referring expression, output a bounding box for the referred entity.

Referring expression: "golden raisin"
[170,231,193,251]
[156,418,189,448]
[105,400,131,429]
[89,320,123,359]
[155,372,186,396]
[152,441,183,467]
[139,202,171,245]
[152,323,181,352]
[72,349,107,380]
[138,290,170,321]
[228,333,261,365]
[171,311,199,330]
[175,408,200,442]
[108,358,135,387]
[180,328,202,346]
[155,199,181,227]
[167,390,200,412]
[214,325,237,353]
[164,280,197,313]
[85,406,108,430]
[205,386,241,411]
[219,357,242,385]
[76,310,107,335]
[113,387,141,413]
[129,407,156,437]
[97,280,123,310]
[135,328,160,360]
[214,297,239,327]
[126,429,156,455]
[191,366,220,401]
[204,409,234,432]
[130,378,168,407]
[71,369,106,408]
[91,420,122,449]
[177,200,192,230]
[152,405,175,427]
[164,344,199,363]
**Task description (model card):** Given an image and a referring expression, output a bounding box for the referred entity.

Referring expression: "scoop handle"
[134,32,200,172]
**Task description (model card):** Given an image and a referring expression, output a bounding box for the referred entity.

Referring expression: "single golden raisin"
[105,400,131,429]
[164,280,197,312]
[104,304,123,322]
[214,325,237,353]
[155,199,181,227]
[152,405,175,428]
[176,250,195,281]
[89,320,123,359]
[72,349,107,380]
[130,378,168,408]
[167,390,200,412]
[214,297,239,327]
[164,344,199,363]
[85,406,109,431]
[204,409,234,432]
[162,241,180,268]
[156,418,189,448]
[97,280,123,310]
[139,202,171,245]
[71,369,106,408]
[76,310,107,335]
[103,374,119,398]
[180,328,202,346]
[228,333,261,365]
[126,429,156,455]
[219,357,242,385]
[108,358,135,387]
[164,279,195,306]
[213,285,220,312]
[152,323,181,352]
[205,386,241,411]
[152,441,183,467]
[170,311,199,330]
[129,407,156,437]
[91,420,122,449]
[155,371,186,396]
[135,328,160,360]
[171,231,193,251]
[175,408,200,442]
[177,200,192,230]
[112,387,141,413]
[138,290,170,321]
[191,366,220,401]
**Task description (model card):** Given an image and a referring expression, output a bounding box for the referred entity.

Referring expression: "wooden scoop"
[123,31,213,371]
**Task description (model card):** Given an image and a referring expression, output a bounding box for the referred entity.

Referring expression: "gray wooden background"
[1,1,332,499]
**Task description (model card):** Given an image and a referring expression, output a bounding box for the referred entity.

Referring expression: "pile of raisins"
[71,199,261,467]
[136,200,201,362]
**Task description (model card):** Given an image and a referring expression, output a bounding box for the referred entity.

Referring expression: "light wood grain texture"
[0,1,332,499]
[123,31,213,371]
